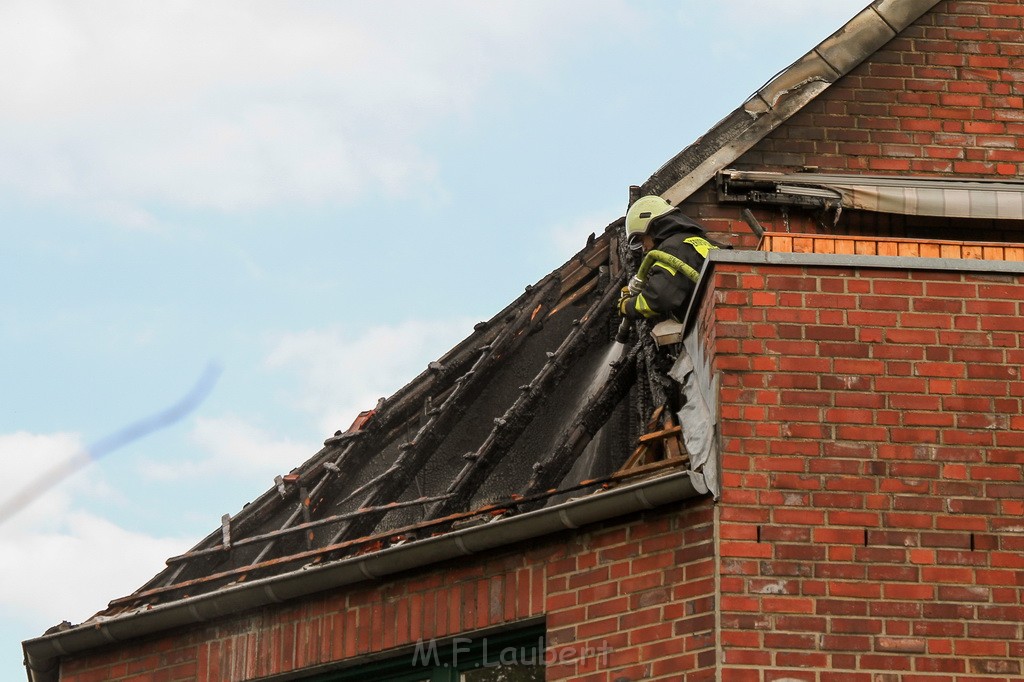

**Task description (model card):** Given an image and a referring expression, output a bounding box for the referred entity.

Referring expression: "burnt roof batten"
[324,273,559,451]
[325,277,563,547]
[165,494,456,564]
[246,439,368,567]
[147,271,571,591]
[128,440,345,595]
[426,270,627,520]
[522,342,641,501]
[110,458,691,612]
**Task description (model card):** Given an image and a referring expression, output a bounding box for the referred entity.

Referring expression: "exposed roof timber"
[426,271,629,520]
[523,343,640,501]
[324,277,564,546]
[133,313,513,591]
[332,232,611,447]
[640,0,942,206]
[107,454,690,612]
[163,494,455,564]
[317,235,620,547]
[111,227,624,613]
[125,234,618,599]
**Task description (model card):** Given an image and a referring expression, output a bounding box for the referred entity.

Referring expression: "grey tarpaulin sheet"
[669,340,720,499]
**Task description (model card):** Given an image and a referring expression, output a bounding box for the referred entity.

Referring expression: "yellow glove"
[617,286,631,316]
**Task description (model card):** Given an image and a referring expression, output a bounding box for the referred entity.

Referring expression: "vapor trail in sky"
[0,363,222,524]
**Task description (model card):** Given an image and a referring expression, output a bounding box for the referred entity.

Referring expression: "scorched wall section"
[743,0,1024,179]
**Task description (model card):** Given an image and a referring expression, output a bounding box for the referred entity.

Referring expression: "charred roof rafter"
[322,274,564,549]
[522,341,641,503]
[95,224,682,617]
[425,268,627,520]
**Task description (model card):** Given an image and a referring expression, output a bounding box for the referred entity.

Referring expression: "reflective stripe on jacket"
[622,234,718,321]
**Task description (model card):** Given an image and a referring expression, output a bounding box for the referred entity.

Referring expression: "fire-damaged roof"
[22,222,716,682]
[95,224,700,616]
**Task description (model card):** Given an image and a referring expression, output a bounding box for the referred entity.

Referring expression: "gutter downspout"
[24,470,706,682]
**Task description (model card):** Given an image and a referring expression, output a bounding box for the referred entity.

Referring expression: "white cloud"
[0,0,636,222]
[138,416,309,482]
[0,432,190,627]
[0,511,188,625]
[0,431,84,527]
[266,317,475,434]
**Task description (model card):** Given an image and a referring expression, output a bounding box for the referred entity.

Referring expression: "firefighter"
[618,195,720,322]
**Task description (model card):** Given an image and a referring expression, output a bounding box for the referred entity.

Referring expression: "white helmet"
[625,195,674,250]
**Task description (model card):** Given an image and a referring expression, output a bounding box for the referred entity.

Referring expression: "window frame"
[313,626,545,682]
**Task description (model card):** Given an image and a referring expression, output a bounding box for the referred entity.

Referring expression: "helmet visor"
[627,233,644,251]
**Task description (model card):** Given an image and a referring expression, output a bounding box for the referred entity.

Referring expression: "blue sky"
[1,1,867,678]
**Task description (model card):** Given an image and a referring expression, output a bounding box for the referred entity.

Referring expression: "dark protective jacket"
[620,210,719,322]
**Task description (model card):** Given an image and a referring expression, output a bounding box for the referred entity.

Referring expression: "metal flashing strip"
[23,471,703,682]
[710,248,1024,275]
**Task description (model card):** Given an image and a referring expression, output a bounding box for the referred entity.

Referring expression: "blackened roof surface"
[95,221,690,619]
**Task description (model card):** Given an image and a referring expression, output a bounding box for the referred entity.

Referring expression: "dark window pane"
[460,666,544,682]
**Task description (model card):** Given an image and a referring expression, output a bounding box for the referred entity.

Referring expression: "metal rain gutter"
[23,470,706,682]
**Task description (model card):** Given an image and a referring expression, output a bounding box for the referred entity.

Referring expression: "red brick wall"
[711,260,1024,680]
[58,500,716,682]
